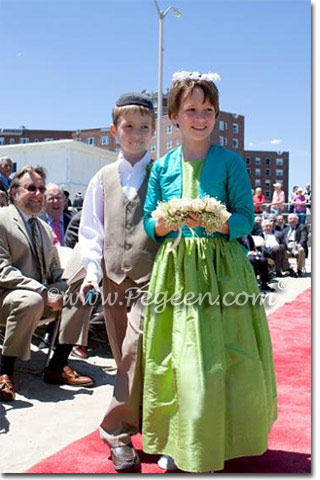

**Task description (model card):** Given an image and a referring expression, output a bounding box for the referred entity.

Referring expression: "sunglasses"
[21,185,47,194]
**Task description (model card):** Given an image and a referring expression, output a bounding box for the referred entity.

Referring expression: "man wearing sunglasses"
[0,165,94,402]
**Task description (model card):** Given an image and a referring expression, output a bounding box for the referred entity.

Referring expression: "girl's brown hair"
[168,78,220,119]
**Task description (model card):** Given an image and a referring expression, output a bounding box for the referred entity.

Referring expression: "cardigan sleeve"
[226,154,254,241]
[143,162,162,243]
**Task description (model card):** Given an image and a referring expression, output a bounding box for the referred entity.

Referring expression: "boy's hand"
[41,289,63,312]
[47,294,64,312]
[80,279,100,305]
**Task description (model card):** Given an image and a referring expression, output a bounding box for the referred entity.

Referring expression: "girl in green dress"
[142,71,277,473]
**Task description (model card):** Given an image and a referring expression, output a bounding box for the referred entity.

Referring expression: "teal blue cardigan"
[144,145,254,243]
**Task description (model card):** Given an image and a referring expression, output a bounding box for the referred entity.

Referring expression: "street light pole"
[152,0,181,157]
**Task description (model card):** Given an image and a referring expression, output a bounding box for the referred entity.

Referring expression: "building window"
[265,168,270,176]
[219,121,227,131]
[255,179,261,186]
[232,123,239,133]
[87,137,95,145]
[276,169,283,177]
[265,179,271,187]
[276,158,283,166]
[9,138,15,144]
[115,137,120,145]
[255,157,261,165]
[101,136,109,145]
[166,140,172,150]
[232,138,239,149]
[265,158,270,165]
[114,148,121,153]
[166,124,173,134]
[255,168,261,176]
[247,168,251,175]
[150,144,156,153]
[265,190,270,198]
[219,136,224,146]
[20,137,29,144]
[0,138,4,145]
[246,157,251,164]
[44,138,53,142]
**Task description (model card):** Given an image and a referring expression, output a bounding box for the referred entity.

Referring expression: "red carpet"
[27,289,311,473]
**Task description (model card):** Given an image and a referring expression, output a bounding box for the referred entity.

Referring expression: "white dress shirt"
[79,151,151,285]
[264,233,279,249]
[287,227,296,243]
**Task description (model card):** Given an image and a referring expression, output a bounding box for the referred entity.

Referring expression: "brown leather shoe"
[43,365,95,387]
[0,374,15,402]
[71,346,88,359]
[110,444,140,472]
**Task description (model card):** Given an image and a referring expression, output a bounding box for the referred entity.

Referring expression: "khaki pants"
[0,279,92,361]
[99,276,147,447]
[0,281,66,361]
[58,278,93,346]
[285,246,305,271]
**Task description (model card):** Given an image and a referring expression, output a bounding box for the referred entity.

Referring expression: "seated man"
[41,182,73,246]
[282,213,308,277]
[239,235,275,292]
[64,210,82,249]
[274,214,288,232]
[268,213,277,232]
[252,215,263,236]
[261,219,290,277]
[0,166,94,402]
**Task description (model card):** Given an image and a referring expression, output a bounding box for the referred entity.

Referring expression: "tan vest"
[102,163,159,285]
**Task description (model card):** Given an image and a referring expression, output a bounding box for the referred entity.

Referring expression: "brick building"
[0,128,73,145]
[244,150,289,202]
[0,96,289,198]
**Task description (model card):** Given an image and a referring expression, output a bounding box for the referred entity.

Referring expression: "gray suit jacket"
[0,205,63,296]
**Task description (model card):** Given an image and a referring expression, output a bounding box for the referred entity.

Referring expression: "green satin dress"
[142,159,277,473]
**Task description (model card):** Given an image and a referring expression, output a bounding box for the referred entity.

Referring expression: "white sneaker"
[157,455,177,471]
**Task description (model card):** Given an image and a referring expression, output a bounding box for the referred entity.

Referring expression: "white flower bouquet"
[152,196,231,235]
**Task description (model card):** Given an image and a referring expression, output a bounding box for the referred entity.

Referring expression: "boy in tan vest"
[79,93,158,472]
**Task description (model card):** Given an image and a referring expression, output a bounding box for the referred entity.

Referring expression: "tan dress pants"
[0,279,92,361]
[58,278,93,347]
[285,246,306,271]
[99,276,147,447]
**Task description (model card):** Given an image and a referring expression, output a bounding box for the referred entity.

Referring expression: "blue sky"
[0,0,311,189]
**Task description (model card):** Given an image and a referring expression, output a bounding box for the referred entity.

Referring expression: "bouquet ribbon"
[168,225,198,252]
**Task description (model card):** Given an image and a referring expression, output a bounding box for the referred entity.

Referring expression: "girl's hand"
[155,217,179,237]
[218,222,230,234]
[186,213,202,228]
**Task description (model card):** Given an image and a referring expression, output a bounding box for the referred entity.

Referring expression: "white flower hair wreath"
[172,71,221,84]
